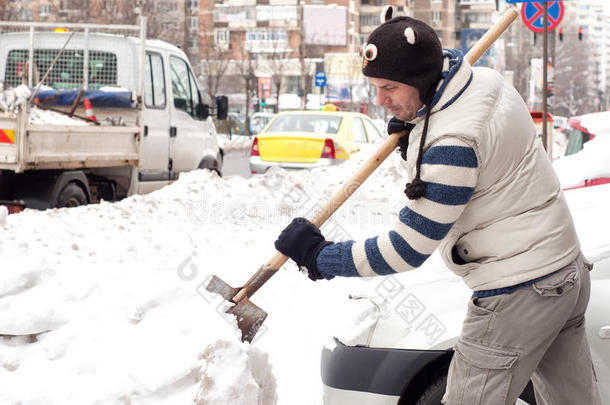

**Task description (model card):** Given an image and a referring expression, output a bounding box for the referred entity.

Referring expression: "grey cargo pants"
[442,253,601,405]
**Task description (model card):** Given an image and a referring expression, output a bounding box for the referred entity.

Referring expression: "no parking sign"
[520,1,564,33]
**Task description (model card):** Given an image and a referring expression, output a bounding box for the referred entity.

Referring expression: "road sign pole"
[542,1,551,158]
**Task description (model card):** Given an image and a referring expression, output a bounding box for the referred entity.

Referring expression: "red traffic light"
[559,28,563,41]
[578,27,583,41]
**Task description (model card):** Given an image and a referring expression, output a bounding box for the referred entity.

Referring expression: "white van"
[0,20,227,210]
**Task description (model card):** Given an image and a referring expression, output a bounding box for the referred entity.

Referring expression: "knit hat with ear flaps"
[361,7,443,200]
[361,9,443,105]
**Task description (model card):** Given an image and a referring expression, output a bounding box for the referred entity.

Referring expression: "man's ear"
[380,5,393,23]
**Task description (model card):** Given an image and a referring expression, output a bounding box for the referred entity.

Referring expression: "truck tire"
[56,183,87,208]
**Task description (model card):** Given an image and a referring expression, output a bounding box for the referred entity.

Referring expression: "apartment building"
[2,1,191,57]
[412,0,457,48]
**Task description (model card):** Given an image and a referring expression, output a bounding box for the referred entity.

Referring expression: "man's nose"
[377,92,389,106]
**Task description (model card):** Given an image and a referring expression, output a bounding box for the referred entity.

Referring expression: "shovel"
[206,8,519,343]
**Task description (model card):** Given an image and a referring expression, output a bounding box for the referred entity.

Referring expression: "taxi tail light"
[250,137,260,156]
[321,138,336,159]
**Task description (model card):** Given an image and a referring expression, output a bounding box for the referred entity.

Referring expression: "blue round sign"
[521,1,564,33]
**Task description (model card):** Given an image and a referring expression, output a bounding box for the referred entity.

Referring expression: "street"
[222,148,252,179]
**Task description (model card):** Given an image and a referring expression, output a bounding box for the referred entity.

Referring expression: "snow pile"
[196,340,276,405]
[553,135,610,188]
[0,146,419,404]
[0,85,31,113]
[0,143,609,404]
[0,206,7,227]
[28,106,91,126]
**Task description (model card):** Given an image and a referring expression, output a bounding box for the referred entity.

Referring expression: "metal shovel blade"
[227,298,267,343]
[205,275,268,343]
[206,275,240,301]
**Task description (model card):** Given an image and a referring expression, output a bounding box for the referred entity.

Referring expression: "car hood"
[327,258,470,352]
[329,256,610,354]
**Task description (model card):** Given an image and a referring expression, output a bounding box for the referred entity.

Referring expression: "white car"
[321,258,610,405]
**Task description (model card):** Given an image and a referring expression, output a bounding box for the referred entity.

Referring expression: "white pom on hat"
[404,27,416,45]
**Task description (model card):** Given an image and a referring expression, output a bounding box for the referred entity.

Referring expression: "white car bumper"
[249,156,342,174]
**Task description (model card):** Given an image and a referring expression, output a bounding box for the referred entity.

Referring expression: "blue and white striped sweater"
[316,138,479,278]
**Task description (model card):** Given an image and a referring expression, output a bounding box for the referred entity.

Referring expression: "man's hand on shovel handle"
[274,218,335,281]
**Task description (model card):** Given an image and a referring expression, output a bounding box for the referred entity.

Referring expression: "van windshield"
[4,49,117,89]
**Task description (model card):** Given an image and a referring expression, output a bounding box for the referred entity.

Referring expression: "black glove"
[274,218,334,281]
[387,117,415,161]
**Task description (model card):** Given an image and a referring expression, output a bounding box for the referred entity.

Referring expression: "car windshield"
[266,114,342,134]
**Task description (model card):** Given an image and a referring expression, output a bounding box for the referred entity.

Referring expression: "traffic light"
[558,28,563,41]
[261,98,266,108]
[578,27,583,41]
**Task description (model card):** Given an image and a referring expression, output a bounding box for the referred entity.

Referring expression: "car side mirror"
[216,96,228,120]
[196,103,210,120]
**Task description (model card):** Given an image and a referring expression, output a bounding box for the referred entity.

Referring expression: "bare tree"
[199,28,231,104]
[55,0,91,22]
[266,45,291,113]
[553,25,596,116]
[297,25,325,110]
[236,50,258,135]
[88,0,185,48]
[0,2,22,21]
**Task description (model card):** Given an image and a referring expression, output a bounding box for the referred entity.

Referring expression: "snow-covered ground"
[1,144,609,404]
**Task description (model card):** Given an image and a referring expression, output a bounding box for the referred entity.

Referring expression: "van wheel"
[56,183,87,208]
[198,158,222,177]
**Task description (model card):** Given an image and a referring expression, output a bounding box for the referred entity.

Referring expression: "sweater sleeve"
[316,137,479,278]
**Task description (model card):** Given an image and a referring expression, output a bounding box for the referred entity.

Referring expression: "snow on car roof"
[553,135,610,189]
[570,111,610,136]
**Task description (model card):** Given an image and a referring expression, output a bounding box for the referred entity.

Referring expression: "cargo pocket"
[532,267,578,297]
[583,257,594,272]
[444,339,518,405]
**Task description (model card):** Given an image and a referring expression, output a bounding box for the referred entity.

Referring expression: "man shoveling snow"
[275,10,601,405]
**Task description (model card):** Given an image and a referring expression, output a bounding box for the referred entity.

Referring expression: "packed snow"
[0,85,101,126]
[572,110,610,136]
[28,106,92,126]
[0,85,31,113]
[553,135,610,189]
[1,143,609,404]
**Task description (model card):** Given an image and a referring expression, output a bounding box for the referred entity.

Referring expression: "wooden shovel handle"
[232,131,405,302]
[464,8,518,65]
[232,7,519,304]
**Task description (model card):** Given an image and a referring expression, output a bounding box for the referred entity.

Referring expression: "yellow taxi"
[249,111,383,174]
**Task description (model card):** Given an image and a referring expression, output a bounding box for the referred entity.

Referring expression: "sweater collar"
[386,49,473,134]
[409,49,473,124]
